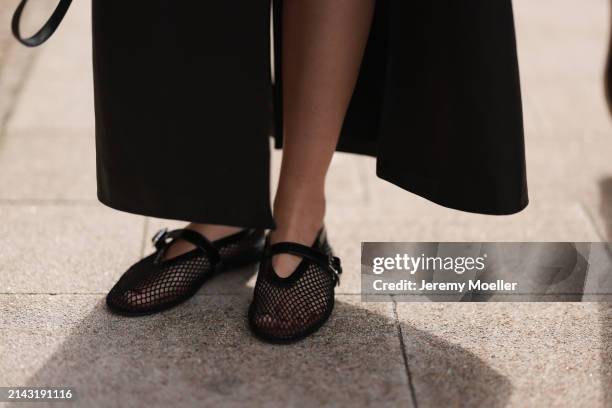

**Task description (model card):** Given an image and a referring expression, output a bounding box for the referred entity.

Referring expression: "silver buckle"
[329,254,341,285]
[152,228,169,247]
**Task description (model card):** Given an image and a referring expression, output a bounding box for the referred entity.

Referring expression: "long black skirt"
[92,0,528,229]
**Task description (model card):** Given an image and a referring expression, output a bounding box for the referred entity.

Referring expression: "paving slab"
[514,0,608,78]
[0,294,413,408]
[396,302,610,408]
[0,2,19,61]
[0,0,43,129]
[330,197,599,241]
[0,205,144,294]
[6,0,94,133]
[601,303,612,408]
[0,130,96,200]
[521,129,612,243]
[515,0,612,244]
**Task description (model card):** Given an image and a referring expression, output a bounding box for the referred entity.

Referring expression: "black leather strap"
[152,228,221,265]
[12,0,73,47]
[266,242,342,282]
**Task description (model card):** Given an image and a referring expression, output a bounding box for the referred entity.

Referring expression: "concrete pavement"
[0,0,611,406]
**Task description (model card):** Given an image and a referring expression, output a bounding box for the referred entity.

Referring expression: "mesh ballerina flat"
[248,228,342,343]
[107,227,265,316]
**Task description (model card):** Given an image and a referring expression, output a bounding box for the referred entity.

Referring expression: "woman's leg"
[271,0,376,276]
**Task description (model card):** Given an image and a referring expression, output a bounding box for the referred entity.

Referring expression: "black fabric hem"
[97,191,276,230]
[376,161,529,216]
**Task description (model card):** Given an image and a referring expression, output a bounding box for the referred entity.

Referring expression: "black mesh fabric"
[248,232,340,343]
[106,228,265,315]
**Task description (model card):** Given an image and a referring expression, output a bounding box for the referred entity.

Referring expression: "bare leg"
[271,0,376,276]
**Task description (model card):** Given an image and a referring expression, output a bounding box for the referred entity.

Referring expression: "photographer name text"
[372,279,518,292]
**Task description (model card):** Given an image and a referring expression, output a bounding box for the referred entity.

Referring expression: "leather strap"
[12,0,73,47]
[152,228,221,265]
[266,242,342,283]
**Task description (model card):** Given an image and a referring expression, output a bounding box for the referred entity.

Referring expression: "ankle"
[187,223,242,241]
[271,196,325,244]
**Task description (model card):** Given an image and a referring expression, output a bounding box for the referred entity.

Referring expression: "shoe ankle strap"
[152,228,221,265]
[266,242,342,284]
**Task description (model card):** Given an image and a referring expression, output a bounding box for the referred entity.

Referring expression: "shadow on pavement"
[601,303,612,408]
[400,322,512,408]
[9,267,511,407]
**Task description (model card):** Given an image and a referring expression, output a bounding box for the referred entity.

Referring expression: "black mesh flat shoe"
[106,228,265,316]
[248,228,342,343]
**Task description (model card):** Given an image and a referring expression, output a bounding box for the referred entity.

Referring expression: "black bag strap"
[12,0,73,47]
